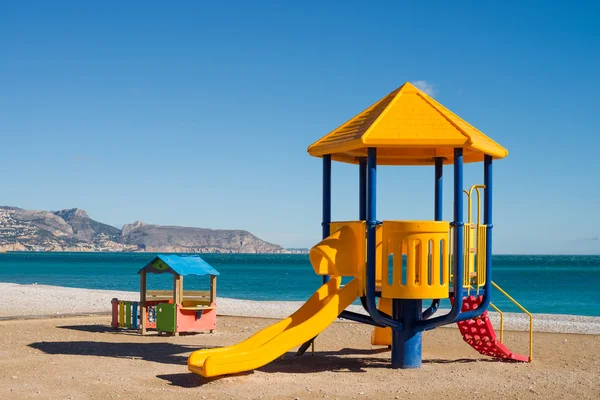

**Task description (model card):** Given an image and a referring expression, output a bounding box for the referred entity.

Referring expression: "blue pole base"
[391,299,423,368]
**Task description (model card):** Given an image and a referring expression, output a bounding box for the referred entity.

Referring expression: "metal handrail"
[462,185,486,295]
[463,185,485,225]
[488,302,504,343]
[491,281,533,362]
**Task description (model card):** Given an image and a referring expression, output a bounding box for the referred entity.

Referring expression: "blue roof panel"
[139,254,220,276]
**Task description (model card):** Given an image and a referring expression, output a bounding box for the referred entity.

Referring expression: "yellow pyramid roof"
[307,82,508,165]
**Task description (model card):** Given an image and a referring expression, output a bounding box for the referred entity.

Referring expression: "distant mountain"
[0,206,298,253]
[53,208,122,242]
[121,221,285,253]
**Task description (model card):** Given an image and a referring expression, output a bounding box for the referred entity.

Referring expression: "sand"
[0,283,599,399]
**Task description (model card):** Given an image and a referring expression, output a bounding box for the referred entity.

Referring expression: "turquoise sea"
[0,252,599,316]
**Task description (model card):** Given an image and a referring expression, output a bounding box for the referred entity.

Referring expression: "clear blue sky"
[1,1,599,254]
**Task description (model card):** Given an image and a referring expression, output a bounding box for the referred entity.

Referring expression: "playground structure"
[111,254,219,335]
[187,82,532,377]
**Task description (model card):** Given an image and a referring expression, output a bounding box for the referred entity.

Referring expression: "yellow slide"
[188,276,359,377]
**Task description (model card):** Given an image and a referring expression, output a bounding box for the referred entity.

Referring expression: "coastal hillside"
[0,206,299,253]
[121,221,286,253]
[53,208,122,243]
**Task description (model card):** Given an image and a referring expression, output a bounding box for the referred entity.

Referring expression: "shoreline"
[0,249,310,254]
[2,250,598,255]
[1,282,599,334]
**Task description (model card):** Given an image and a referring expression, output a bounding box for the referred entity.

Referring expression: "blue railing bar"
[322,154,331,284]
[422,299,440,320]
[339,310,386,327]
[422,157,444,320]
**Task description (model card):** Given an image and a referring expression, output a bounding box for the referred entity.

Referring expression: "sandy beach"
[0,283,599,399]
[2,283,599,335]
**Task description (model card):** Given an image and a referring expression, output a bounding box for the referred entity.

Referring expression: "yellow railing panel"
[477,225,487,289]
[463,225,472,290]
[461,185,487,294]
[381,221,450,299]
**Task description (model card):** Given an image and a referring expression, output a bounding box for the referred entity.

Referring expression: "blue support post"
[392,156,435,368]
[484,154,493,295]
[392,299,422,368]
[348,156,384,321]
[435,157,443,220]
[452,148,464,299]
[364,148,402,331]
[422,157,444,320]
[322,154,331,284]
[414,148,464,331]
[455,154,493,321]
[359,158,367,220]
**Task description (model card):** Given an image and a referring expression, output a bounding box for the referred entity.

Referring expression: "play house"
[111,254,219,335]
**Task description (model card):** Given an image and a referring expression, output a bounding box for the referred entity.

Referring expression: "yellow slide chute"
[188,277,359,377]
[188,222,364,378]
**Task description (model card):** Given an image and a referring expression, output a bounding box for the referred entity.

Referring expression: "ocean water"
[0,252,599,317]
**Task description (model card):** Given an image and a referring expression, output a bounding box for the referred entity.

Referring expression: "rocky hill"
[121,221,285,253]
[0,206,295,253]
[53,208,122,242]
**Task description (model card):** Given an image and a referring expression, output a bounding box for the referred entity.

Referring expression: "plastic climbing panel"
[453,295,528,362]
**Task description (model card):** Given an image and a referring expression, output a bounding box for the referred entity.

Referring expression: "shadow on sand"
[57,324,123,334]
[158,348,495,388]
[159,348,392,388]
[28,340,218,366]
[29,338,489,388]
[423,357,491,364]
[57,324,207,336]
